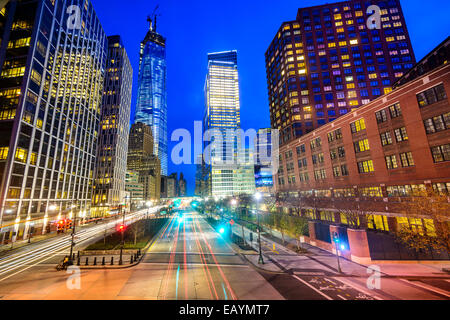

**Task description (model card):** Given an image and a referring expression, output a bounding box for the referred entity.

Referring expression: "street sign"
[229,219,235,226]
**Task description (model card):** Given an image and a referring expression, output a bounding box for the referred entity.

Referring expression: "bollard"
[72,253,76,260]
[130,255,134,264]
[138,249,141,256]
[134,253,138,261]
[77,257,80,266]
[93,257,97,266]
[85,257,88,265]
[102,257,105,265]
[111,257,114,265]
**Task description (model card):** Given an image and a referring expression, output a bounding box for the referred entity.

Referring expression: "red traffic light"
[117,224,126,232]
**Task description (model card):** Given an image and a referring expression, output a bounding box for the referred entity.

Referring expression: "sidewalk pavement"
[233,221,450,279]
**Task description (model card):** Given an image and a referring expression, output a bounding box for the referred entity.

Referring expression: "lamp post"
[254,192,264,264]
[69,202,78,262]
[332,231,342,273]
[119,195,129,265]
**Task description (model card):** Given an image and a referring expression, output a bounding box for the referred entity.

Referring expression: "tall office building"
[254,128,274,195]
[134,16,168,175]
[265,0,415,146]
[127,122,161,204]
[92,36,133,217]
[0,0,107,242]
[204,50,242,197]
[178,172,187,197]
[236,148,256,195]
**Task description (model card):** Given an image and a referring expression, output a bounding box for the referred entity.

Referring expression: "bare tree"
[395,190,450,254]
[338,205,364,229]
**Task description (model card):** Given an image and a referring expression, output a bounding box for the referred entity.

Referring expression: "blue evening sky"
[92,0,450,195]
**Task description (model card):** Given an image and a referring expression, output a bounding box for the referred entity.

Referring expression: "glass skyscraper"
[204,50,254,197]
[134,16,168,176]
[92,35,133,217]
[0,0,107,242]
[265,0,415,146]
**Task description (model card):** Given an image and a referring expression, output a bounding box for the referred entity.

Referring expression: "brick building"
[274,37,450,262]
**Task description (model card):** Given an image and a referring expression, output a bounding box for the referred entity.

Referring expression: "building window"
[314,169,327,181]
[341,164,349,176]
[394,127,408,142]
[380,131,393,146]
[360,187,383,197]
[375,109,388,123]
[399,152,415,167]
[354,138,370,153]
[357,160,374,173]
[310,137,322,150]
[417,84,447,107]
[431,144,450,163]
[350,118,366,133]
[333,166,341,177]
[385,155,398,169]
[338,146,346,158]
[389,103,402,118]
[424,112,450,134]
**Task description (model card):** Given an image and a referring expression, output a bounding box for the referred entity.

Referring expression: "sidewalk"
[233,221,450,279]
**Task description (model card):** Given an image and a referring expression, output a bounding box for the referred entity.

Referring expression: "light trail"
[161,215,180,300]
[191,213,218,299]
[0,208,161,282]
[183,216,188,299]
[194,215,237,300]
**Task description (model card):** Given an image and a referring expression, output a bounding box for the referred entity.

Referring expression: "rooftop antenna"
[147,15,153,31]
[151,4,161,32]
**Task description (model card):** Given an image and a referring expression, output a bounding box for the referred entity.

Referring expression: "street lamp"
[69,202,78,262]
[119,195,129,265]
[254,192,264,264]
[230,199,238,219]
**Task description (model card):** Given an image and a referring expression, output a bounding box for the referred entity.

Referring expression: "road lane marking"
[401,279,450,298]
[292,275,332,300]
[337,294,347,300]
[335,277,382,300]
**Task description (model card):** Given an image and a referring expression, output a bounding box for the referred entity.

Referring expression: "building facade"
[92,35,133,217]
[0,0,107,242]
[236,148,256,195]
[178,172,187,197]
[265,0,415,146]
[125,171,144,205]
[134,16,168,175]
[255,128,274,195]
[203,50,242,197]
[127,122,161,203]
[166,173,177,198]
[275,38,450,261]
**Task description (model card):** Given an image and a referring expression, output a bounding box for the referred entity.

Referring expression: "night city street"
[0,0,449,316]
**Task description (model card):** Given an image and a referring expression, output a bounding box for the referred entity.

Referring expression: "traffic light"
[117,224,126,233]
[332,231,340,243]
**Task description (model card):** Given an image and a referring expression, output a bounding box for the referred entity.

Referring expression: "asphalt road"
[0,209,448,300]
